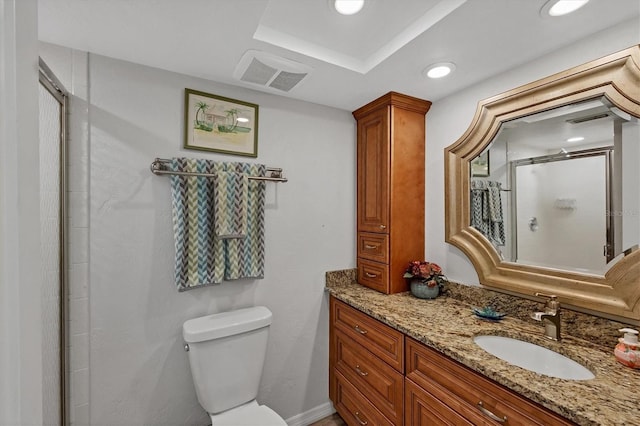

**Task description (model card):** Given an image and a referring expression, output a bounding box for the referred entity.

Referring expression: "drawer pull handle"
[354,411,368,426]
[379,224,386,229]
[354,365,369,376]
[477,401,507,423]
[354,325,368,335]
[365,272,377,278]
[364,244,378,250]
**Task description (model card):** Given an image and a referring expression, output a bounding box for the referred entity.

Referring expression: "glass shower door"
[39,66,67,426]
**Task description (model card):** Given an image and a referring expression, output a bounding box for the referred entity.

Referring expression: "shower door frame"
[509,146,614,266]
[39,58,69,426]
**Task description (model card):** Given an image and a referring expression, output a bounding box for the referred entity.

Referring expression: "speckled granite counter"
[326,269,640,426]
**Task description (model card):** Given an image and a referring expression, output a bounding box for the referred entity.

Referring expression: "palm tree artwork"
[194,101,213,132]
[217,108,251,133]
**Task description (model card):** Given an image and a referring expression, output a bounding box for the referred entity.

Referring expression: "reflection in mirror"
[470,97,640,276]
[446,45,640,321]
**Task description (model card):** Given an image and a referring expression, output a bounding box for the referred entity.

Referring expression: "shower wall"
[515,156,607,273]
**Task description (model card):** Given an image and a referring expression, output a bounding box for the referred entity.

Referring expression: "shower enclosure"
[39,58,68,426]
[509,147,612,274]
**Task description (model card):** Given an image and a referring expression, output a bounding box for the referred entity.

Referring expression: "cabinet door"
[357,107,389,234]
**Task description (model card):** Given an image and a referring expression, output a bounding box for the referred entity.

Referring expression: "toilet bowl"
[183,306,286,426]
[209,400,285,426]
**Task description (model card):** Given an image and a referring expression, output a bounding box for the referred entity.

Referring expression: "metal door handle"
[477,401,507,423]
[354,365,369,376]
[354,325,368,335]
[364,244,378,249]
[365,272,377,278]
[354,411,368,425]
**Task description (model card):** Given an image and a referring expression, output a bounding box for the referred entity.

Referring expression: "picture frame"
[471,151,490,177]
[184,88,259,157]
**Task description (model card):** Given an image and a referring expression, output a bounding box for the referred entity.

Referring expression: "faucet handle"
[535,292,560,313]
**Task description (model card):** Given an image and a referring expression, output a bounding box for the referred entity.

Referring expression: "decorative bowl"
[472,306,507,321]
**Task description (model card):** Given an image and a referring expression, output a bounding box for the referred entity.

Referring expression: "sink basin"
[473,335,595,380]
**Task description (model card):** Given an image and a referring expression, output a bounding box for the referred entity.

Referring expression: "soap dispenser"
[614,328,640,369]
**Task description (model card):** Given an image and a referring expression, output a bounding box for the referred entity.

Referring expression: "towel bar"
[150,158,288,182]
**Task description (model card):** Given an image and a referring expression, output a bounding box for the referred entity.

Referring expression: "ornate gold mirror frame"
[445,45,640,322]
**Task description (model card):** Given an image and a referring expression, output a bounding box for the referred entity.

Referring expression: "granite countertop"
[326,270,640,426]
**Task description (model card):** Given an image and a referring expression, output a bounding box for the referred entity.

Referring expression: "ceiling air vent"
[233,50,312,92]
[566,113,611,124]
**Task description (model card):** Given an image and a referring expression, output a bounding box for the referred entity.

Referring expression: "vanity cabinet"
[405,338,576,426]
[329,296,577,426]
[353,92,431,294]
[330,297,404,426]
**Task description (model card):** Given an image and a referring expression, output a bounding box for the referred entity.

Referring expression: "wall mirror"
[445,45,640,323]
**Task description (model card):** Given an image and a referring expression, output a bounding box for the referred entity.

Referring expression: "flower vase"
[410,279,440,299]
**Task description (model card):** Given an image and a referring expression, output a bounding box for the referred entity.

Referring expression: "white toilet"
[183,306,287,426]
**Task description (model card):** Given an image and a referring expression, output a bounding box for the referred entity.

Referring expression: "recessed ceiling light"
[423,62,456,79]
[566,136,585,142]
[541,0,589,17]
[333,0,365,15]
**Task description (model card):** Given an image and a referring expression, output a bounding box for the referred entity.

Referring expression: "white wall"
[426,18,640,285]
[0,1,43,425]
[42,44,355,425]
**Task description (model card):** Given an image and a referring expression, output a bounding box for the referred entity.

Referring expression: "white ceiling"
[38,0,640,111]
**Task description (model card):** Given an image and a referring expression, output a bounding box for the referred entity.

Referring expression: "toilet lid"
[210,404,287,426]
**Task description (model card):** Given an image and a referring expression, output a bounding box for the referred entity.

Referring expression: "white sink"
[473,335,595,380]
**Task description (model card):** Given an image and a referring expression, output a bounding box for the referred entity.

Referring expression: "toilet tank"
[183,306,272,414]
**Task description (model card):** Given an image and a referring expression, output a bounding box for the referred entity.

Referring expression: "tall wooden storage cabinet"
[353,92,431,294]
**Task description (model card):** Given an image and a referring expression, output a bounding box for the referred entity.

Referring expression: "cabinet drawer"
[331,298,404,372]
[405,378,476,426]
[333,370,394,426]
[334,329,403,425]
[357,258,389,293]
[357,232,389,263]
[406,338,576,426]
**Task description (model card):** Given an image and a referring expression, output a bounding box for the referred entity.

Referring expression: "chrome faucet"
[532,293,561,341]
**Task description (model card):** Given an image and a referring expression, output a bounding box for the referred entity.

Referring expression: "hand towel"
[224,162,266,281]
[170,158,225,291]
[487,181,506,246]
[470,179,505,246]
[212,171,248,239]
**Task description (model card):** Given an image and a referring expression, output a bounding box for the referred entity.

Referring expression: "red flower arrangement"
[403,261,447,288]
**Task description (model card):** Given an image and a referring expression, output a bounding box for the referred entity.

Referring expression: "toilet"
[183,306,287,426]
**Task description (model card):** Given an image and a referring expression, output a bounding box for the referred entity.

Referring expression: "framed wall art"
[471,151,490,177]
[184,88,259,157]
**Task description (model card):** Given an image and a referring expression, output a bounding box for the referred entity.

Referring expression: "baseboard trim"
[285,401,335,426]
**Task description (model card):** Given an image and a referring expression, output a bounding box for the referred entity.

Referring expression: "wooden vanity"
[326,273,640,426]
[329,297,574,426]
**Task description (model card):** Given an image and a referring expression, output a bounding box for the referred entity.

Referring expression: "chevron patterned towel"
[224,162,266,281]
[170,158,225,291]
[212,171,248,239]
[169,158,266,291]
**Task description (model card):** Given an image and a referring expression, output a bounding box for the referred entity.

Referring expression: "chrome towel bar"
[150,158,288,182]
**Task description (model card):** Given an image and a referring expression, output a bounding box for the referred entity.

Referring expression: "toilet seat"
[209,400,287,426]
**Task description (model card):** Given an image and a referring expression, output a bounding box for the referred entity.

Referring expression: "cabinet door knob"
[354,365,369,376]
[354,411,368,426]
[477,401,507,423]
[379,224,386,229]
